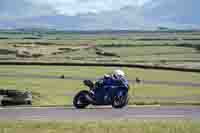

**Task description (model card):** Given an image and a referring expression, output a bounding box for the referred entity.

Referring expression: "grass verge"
[0,121,200,133]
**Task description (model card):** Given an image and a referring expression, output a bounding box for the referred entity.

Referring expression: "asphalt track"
[0,106,200,121]
[1,73,200,88]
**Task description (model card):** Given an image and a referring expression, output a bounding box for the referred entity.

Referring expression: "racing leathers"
[95,74,129,90]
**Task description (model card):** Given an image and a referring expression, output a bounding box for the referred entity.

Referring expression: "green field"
[0,31,200,105]
[0,65,200,105]
[0,31,200,69]
[0,120,199,133]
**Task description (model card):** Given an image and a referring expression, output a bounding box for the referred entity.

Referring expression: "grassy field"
[0,31,200,69]
[0,31,200,105]
[0,65,200,105]
[0,120,199,133]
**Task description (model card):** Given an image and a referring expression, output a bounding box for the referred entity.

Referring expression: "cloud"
[28,0,151,16]
[0,0,199,30]
[0,0,151,18]
[0,0,56,19]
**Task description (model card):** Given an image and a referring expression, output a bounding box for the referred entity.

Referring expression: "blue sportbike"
[73,78,129,109]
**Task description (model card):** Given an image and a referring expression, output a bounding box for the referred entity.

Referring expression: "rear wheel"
[73,90,90,109]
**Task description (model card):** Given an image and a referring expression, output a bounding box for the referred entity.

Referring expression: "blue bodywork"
[93,75,129,105]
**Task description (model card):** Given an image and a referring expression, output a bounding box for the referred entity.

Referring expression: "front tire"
[112,91,128,109]
[73,90,90,109]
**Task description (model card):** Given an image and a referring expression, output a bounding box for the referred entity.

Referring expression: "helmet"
[113,69,125,77]
[104,74,110,79]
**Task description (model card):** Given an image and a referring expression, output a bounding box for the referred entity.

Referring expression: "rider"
[95,69,129,90]
[87,69,129,103]
[111,69,129,89]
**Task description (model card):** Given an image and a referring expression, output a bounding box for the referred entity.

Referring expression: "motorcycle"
[73,79,129,109]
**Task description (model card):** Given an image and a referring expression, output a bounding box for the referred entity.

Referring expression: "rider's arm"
[116,78,129,89]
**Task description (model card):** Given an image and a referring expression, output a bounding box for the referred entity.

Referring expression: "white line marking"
[127,115,185,118]
[0,105,162,110]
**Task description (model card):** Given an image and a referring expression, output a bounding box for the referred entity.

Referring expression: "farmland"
[0,30,200,106]
[0,31,200,69]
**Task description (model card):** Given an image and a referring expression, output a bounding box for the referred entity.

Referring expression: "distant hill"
[0,28,200,35]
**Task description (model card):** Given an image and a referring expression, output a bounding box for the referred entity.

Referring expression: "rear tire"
[73,90,90,109]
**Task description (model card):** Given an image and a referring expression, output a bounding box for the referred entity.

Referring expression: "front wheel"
[112,91,128,109]
[73,90,90,109]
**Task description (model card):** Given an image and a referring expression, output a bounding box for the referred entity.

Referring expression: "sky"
[0,0,199,30]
